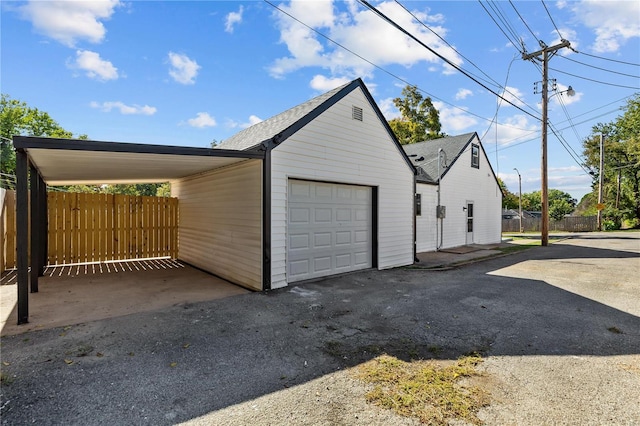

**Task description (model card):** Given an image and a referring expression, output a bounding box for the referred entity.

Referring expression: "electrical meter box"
[436,205,446,219]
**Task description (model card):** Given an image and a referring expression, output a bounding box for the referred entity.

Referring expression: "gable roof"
[216,82,349,151]
[402,132,477,184]
[216,78,415,171]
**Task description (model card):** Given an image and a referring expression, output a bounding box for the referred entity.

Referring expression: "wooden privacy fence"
[1,190,178,271]
[502,216,597,233]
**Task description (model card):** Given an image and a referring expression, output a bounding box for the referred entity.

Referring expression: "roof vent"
[352,106,363,121]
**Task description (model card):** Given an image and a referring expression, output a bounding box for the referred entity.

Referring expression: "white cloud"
[455,88,473,100]
[378,97,399,120]
[483,114,539,147]
[167,52,200,85]
[226,115,263,129]
[550,28,579,55]
[268,1,463,78]
[187,112,216,128]
[501,86,526,108]
[241,115,263,129]
[225,6,244,33]
[568,0,640,52]
[433,102,479,133]
[90,101,156,115]
[309,75,350,91]
[69,50,118,81]
[19,0,120,47]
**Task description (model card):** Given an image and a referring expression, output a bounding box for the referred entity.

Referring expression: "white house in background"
[402,133,502,252]
[173,78,416,290]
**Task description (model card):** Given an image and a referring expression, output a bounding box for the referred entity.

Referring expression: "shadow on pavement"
[1,233,638,425]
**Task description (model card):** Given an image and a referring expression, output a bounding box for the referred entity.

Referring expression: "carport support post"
[16,148,29,324]
[29,162,40,292]
[39,174,47,275]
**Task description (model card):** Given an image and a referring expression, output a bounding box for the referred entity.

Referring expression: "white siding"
[270,88,414,288]
[172,160,262,290]
[438,137,502,249]
[416,183,438,252]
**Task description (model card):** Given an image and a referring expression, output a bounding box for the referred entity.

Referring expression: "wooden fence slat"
[6,190,16,269]
[2,190,178,269]
[78,193,86,263]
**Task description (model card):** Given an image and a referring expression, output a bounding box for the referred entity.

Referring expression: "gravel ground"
[1,231,639,425]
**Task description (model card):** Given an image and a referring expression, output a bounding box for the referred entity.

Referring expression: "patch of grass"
[1,372,14,386]
[355,354,489,425]
[497,244,535,254]
[607,326,623,334]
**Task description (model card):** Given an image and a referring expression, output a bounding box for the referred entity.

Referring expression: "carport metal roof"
[13,136,264,185]
[12,135,264,326]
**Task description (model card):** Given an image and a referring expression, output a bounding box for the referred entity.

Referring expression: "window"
[415,193,422,216]
[352,106,363,121]
[471,144,479,168]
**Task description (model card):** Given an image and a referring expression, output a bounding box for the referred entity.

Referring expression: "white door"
[466,201,474,245]
[287,180,372,282]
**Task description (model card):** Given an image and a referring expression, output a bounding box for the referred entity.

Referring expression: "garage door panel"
[314,208,332,223]
[290,207,310,223]
[288,180,372,283]
[314,232,332,248]
[290,233,310,250]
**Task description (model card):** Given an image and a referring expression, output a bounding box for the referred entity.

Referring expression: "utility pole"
[523,39,571,246]
[597,133,605,230]
[514,168,523,233]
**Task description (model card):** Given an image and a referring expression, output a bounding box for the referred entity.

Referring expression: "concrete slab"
[0,259,248,336]
[415,243,509,268]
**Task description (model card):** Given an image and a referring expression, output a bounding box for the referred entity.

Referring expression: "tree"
[583,94,640,228]
[388,85,444,144]
[520,189,576,220]
[497,177,518,209]
[1,94,86,175]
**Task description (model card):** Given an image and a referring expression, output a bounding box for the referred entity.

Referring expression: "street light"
[513,168,523,233]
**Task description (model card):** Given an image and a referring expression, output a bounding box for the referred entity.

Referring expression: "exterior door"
[466,201,474,245]
[287,180,372,283]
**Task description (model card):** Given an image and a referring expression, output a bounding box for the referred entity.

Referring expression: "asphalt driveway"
[1,231,639,425]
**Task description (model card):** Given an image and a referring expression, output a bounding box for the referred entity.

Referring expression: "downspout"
[436,148,442,251]
[436,148,446,251]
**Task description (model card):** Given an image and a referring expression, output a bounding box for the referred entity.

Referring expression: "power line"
[486,104,630,154]
[479,0,524,54]
[509,0,539,46]
[577,51,640,67]
[395,0,536,114]
[359,0,541,121]
[481,54,519,141]
[541,0,563,40]
[557,55,640,79]
[395,1,501,90]
[548,66,640,90]
[264,0,536,132]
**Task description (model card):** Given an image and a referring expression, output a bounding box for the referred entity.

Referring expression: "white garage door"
[287,180,372,282]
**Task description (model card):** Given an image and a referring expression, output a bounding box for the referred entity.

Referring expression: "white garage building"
[173,78,416,290]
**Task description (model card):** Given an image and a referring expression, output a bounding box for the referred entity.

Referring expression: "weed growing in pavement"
[355,354,489,425]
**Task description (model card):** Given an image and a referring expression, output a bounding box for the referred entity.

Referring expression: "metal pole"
[514,168,523,233]
[597,133,604,231]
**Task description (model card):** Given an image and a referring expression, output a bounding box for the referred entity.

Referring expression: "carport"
[13,135,264,325]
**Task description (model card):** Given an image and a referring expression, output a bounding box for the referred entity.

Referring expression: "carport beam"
[16,149,29,324]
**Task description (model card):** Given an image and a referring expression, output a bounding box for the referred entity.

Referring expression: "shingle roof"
[401,132,476,184]
[216,81,352,151]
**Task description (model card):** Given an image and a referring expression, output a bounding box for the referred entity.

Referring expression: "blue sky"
[2,1,639,201]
